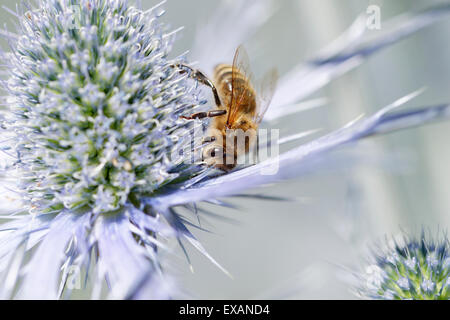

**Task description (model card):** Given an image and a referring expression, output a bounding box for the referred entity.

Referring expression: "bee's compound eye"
[203,136,216,143]
[210,147,222,158]
[204,146,223,158]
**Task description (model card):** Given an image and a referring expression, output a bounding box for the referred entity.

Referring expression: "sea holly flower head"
[3,0,205,216]
[359,231,450,300]
[0,0,209,299]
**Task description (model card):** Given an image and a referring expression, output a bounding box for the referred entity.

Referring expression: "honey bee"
[176,45,278,171]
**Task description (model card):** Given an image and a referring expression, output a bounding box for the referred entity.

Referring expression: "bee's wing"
[227,45,254,126]
[254,68,278,124]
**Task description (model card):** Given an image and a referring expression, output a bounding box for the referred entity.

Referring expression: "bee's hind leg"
[171,63,222,107]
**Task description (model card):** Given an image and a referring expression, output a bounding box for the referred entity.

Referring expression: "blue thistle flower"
[358,231,450,300]
[0,0,449,299]
[6,0,205,216]
[0,0,206,299]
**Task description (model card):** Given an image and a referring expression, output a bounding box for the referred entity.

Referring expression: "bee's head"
[202,144,236,171]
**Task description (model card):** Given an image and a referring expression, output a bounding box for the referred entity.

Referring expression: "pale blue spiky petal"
[265,4,450,120]
[18,212,83,299]
[149,95,450,209]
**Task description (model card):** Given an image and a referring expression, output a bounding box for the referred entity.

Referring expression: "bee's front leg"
[171,63,222,108]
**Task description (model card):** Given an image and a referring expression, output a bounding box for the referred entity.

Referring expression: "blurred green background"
[1,0,450,299]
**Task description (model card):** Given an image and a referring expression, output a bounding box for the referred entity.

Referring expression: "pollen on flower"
[1,0,206,216]
[358,231,450,300]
